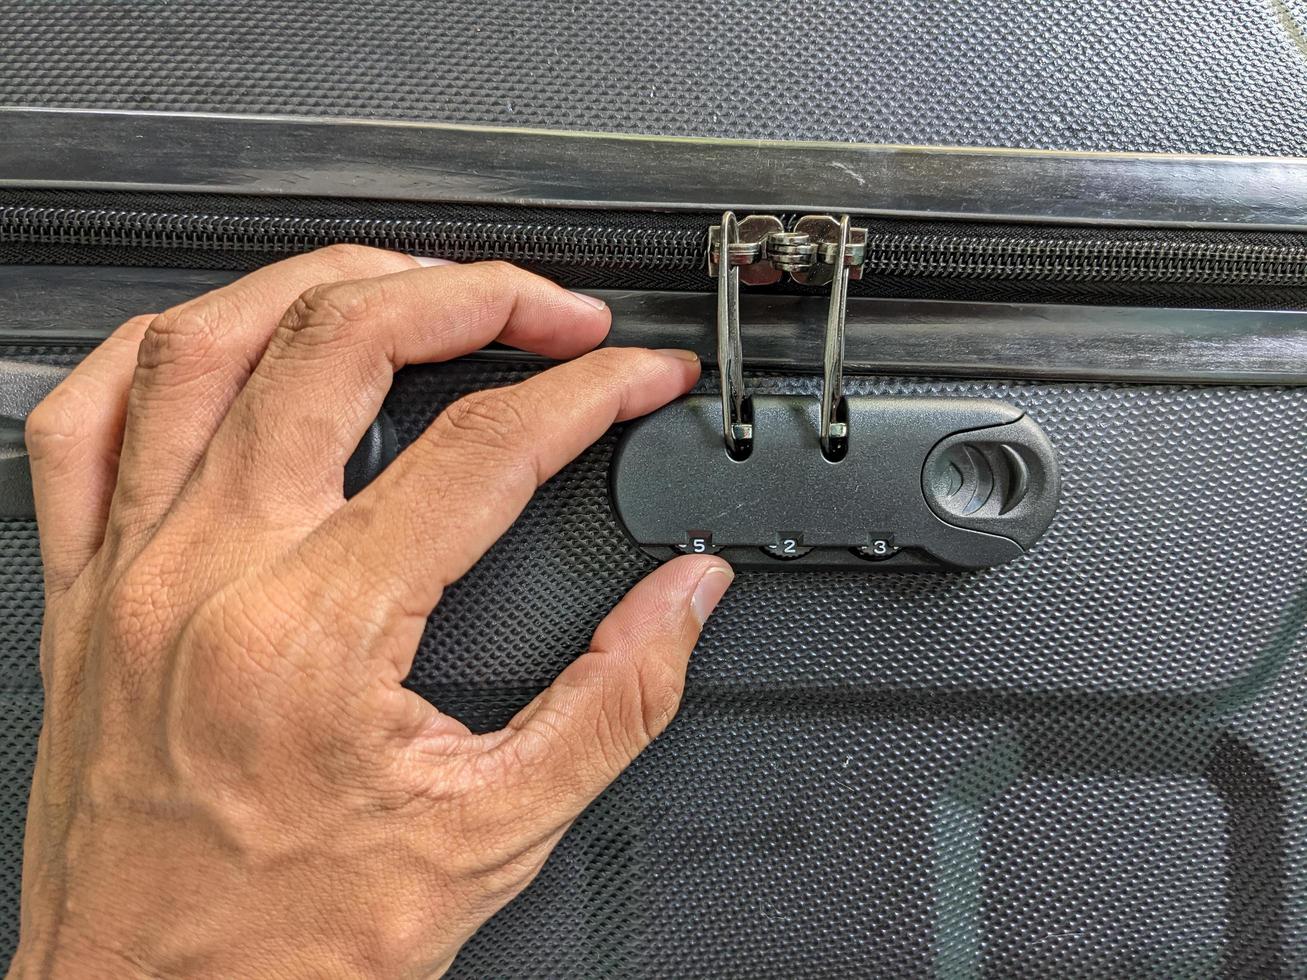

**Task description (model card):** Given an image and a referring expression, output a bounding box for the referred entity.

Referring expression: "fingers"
[480,556,733,831]
[107,245,418,546]
[300,345,700,646]
[202,261,611,506]
[24,315,151,595]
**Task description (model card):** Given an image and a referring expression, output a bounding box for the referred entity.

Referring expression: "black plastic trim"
[3,266,1306,385]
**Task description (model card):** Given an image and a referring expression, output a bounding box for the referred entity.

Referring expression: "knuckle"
[117,313,158,337]
[24,385,92,461]
[568,664,649,778]
[439,387,533,456]
[182,588,258,663]
[281,280,384,345]
[178,591,294,706]
[591,692,641,776]
[136,305,224,372]
[636,659,686,740]
[602,654,683,760]
[311,242,398,276]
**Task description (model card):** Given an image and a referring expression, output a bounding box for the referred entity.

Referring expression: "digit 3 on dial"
[855,534,899,561]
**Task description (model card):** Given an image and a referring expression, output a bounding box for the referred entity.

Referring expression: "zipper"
[859,231,1307,285]
[3,199,1307,290]
[0,204,705,271]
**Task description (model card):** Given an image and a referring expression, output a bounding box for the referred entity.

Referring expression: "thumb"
[488,555,733,829]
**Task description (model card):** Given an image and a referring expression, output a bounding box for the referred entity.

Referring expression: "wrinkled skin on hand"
[8,249,733,978]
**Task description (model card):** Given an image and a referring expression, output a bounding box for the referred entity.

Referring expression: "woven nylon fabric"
[3,0,1307,155]
[0,360,1305,975]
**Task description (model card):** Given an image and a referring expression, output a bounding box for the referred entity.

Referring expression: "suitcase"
[3,2,1307,975]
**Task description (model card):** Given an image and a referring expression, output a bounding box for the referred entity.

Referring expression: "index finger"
[298,346,700,655]
[200,260,613,506]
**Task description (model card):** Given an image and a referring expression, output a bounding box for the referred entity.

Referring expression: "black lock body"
[611,394,1059,570]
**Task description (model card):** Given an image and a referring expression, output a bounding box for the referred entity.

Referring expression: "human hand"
[10,248,733,978]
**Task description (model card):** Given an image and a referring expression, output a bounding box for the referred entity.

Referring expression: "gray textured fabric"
[6,357,1304,974]
[3,0,1307,155]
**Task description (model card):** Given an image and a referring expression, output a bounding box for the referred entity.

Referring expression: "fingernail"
[691,565,735,627]
[569,290,608,311]
[411,255,456,267]
[656,348,700,363]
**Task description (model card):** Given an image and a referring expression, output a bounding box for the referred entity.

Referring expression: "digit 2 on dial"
[765,532,812,560]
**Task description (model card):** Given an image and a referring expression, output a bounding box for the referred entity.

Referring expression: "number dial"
[855,535,899,561]
[763,533,813,561]
[676,531,722,555]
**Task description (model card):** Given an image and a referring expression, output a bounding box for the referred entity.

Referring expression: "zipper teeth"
[863,234,1307,284]
[4,205,1307,286]
[0,207,706,270]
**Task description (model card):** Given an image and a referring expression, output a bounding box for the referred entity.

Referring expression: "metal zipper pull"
[708,212,866,457]
[808,215,852,458]
[713,212,754,458]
